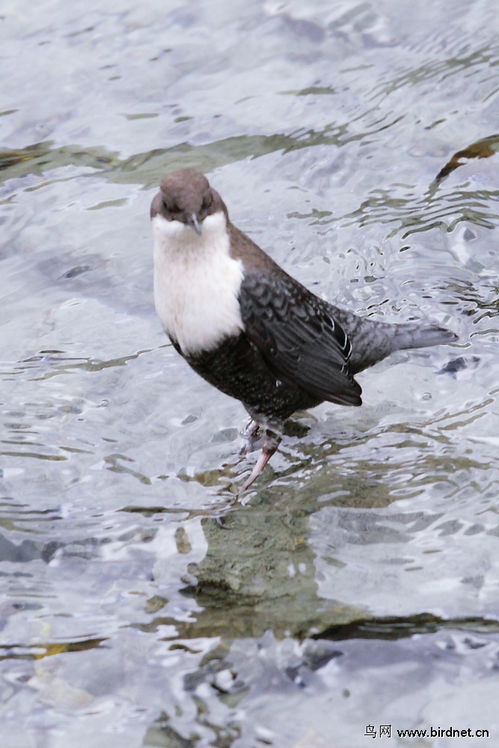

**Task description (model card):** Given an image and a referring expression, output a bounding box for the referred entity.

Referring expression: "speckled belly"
[183,333,321,425]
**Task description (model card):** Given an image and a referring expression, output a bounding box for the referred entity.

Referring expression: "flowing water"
[1,1,499,746]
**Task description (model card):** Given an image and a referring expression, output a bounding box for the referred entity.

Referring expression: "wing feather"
[239,272,362,406]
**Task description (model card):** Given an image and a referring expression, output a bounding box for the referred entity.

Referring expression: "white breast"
[152,211,244,355]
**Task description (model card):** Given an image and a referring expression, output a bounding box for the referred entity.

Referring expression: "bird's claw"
[239,419,261,454]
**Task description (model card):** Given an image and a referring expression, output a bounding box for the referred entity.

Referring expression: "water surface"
[1,1,499,746]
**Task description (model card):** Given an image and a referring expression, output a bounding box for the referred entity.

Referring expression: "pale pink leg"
[240,431,281,491]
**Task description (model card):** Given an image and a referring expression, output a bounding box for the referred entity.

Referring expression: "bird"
[150,168,457,490]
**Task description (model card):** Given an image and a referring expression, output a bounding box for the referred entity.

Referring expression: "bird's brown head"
[150,168,227,235]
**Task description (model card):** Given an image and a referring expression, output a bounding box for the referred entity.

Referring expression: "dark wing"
[239,271,362,406]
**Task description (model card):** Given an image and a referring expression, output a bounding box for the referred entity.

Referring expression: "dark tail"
[392,323,458,351]
[346,318,458,375]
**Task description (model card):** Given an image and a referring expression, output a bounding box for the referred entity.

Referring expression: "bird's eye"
[164,200,180,215]
[201,193,213,211]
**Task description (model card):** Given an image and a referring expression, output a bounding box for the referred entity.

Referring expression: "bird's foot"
[239,419,261,454]
[239,430,281,492]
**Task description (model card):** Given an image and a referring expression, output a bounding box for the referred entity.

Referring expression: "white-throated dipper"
[151,168,457,489]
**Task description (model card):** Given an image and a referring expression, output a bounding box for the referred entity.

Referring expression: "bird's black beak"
[187,213,202,235]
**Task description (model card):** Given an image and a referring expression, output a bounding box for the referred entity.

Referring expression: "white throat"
[152,211,244,355]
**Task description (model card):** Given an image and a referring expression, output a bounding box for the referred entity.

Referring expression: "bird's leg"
[239,418,261,454]
[240,429,281,491]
